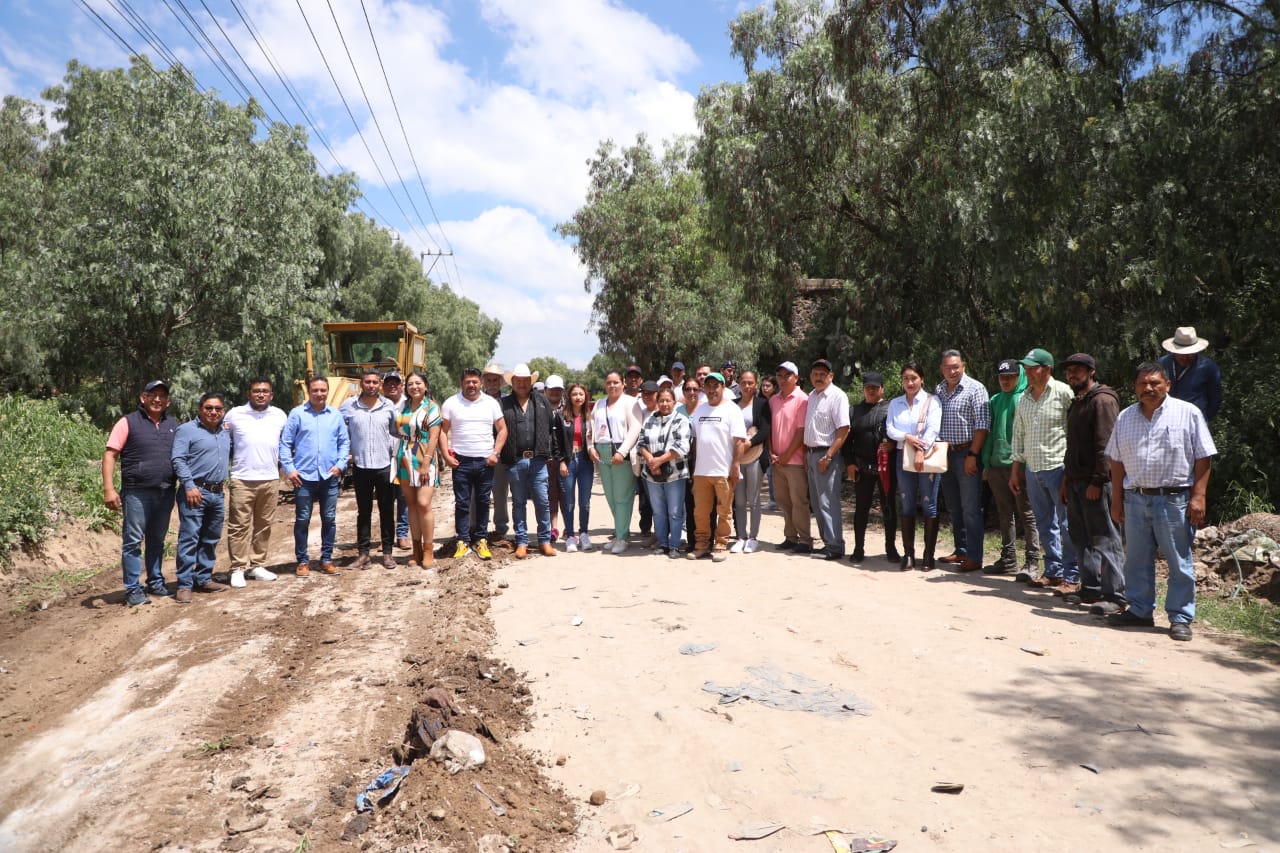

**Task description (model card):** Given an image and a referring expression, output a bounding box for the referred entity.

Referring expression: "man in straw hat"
[1158,326,1222,422]
[499,363,564,558]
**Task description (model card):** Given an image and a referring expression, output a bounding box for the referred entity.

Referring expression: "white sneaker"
[248,566,277,581]
[229,569,247,588]
[579,533,592,551]
[729,540,746,554]
[566,536,579,553]
[744,538,759,553]
[612,540,628,554]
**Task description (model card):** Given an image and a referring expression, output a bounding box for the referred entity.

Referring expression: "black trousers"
[852,463,897,552]
[353,465,395,554]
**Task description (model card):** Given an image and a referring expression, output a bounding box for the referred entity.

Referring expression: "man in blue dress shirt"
[1158,326,1222,422]
[279,377,350,577]
[171,393,232,602]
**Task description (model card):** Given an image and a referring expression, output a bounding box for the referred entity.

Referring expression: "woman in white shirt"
[588,371,643,553]
[885,361,943,570]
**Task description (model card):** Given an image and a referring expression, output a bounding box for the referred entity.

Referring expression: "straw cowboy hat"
[1162,326,1209,355]
[504,363,540,385]
[481,362,504,378]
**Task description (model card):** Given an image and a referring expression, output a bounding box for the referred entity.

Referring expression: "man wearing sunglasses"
[171,393,233,602]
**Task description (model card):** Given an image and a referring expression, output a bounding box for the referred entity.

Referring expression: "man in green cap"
[1009,348,1079,589]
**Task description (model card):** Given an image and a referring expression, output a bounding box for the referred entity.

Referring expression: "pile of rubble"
[1193,514,1280,603]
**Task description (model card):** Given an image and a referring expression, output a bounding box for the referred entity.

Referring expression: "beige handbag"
[901,394,948,474]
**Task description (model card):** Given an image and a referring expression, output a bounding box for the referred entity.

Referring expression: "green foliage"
[40,59,357,417]
[0,396,112,558]
[558,136,786,376]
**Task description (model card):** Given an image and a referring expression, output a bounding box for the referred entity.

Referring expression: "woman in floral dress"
[393,372,442,567]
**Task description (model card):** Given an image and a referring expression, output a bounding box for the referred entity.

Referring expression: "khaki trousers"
[773,463,812,545]
[227,478,279,568]
[692,476,733,552]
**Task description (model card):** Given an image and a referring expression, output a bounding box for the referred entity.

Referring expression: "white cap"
[657,375,673,387]
[546,374,565,390]
[776,361,799,376]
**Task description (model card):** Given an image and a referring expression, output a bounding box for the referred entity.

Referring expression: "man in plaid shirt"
[935,349,991,572]
[1105,362,1216,641]
[1010,348,1079,588]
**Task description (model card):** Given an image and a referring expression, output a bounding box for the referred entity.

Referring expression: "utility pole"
[420,250,452,279]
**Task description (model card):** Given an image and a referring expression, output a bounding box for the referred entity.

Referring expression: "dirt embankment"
[0,487,574,852]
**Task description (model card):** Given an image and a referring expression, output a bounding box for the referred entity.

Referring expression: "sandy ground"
[491,488,1280,852]
[0,476,1277,852]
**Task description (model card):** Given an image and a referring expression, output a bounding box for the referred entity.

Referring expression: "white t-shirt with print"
[441,393,503,457]
[690,400,747,477]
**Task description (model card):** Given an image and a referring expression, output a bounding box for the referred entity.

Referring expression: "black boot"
[899,516,916,571]
[850,528,866,564]
[884,515,901,562]
[922,517,939,571]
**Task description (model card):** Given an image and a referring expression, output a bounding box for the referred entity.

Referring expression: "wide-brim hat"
[1162,326,1209,355]
[481,362,504,378]
[740,426,764,465]
[504,363,540,385]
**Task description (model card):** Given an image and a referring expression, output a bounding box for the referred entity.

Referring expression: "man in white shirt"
[441,367,508,561]
[804,359,852,560]
[223,377,288,588]
[688,372,748,562]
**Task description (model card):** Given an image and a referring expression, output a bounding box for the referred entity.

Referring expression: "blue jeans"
[564,450,593,535]
[806,449,844,555]
[121,487,175,594]
[507,457,550,545]
[395,483,409,540]
[294,477,339,562]
[941,449,985,559]
[176,488,225,588]
[1024,465,1078,581]
[1122,490,1196,623]
[452,456,494,544]
[645,478,686,550]
[897,451,941,518]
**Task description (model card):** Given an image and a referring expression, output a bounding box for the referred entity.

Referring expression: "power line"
[195,0,292,124]
[293,0,439,252]
[324,0,438,253]
[158,0,252,102]
[358,0,460,287]
[110,0,186,76]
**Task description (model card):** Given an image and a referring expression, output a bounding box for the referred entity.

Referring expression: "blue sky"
[0,0,750,369]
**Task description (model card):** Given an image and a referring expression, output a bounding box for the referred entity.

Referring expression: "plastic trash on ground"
[355,766,410,812]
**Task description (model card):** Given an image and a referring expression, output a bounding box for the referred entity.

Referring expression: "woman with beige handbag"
[885,362,944,570]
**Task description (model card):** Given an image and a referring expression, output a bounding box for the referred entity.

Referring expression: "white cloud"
[480,0,698,102]
[409,206,597,369]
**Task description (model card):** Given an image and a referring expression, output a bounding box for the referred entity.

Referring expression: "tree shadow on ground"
[968,660,1280,846]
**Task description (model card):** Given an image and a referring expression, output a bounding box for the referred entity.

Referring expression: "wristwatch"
[966,451,979,458]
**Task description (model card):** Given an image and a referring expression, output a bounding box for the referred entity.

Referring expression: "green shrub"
[0,396,112,558]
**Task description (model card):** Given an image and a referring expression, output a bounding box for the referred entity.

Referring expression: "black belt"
[194,479,225,491]
[1130,486,1187,495]
[806,446,830,453]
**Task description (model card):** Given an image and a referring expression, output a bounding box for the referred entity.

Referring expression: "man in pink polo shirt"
[768,361,813,552]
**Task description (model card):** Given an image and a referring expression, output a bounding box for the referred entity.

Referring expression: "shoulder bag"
[902,394,948,474]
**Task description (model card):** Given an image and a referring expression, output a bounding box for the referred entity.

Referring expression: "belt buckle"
[522,450,535,459]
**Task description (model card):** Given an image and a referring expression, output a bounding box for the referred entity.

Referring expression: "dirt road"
[0,480,1277,852]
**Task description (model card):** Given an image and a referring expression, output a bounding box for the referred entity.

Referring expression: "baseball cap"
[776,361,799,376]
[722,360,737,369]
[996,359,1020,376]
[143,380,169,393]
[382,370,402,382]
[704,372,726,385]
[1061,353,1097,370]
[545,374,565,390]
[862,371,884,387]
[640,380,660,393]
[671,361,685,371]
[1019,348,1054,368]
[657,375,673,387]
[810,358,834,372]
[625,364,642,376]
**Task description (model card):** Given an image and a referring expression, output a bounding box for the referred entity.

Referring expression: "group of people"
[102,368,442,606]
[103,325,1220,641]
